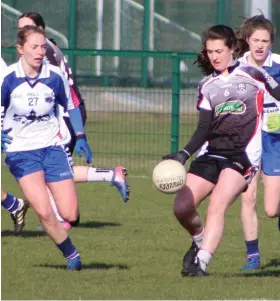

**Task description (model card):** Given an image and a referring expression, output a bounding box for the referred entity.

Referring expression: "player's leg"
[261,132,280,228]
[73,165,130,202]
[263,174,280,218]
[240,170,260,270]
[19,172,81,270]
[183,167,248,276]
[6,149,81,270]
[64,115,130,202]
[1,189,29,235]
[44,146,82,269]
[174,155,216,275]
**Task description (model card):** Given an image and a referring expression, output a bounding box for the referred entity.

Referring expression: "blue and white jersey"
[1,59,72,152]
[239,51,280,134]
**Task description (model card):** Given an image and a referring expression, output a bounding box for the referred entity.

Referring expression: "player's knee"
[242,187,257,204]
[37,210,57,225]
[69,214,80,227]
[173,197,195,219]
[264,206,279,218]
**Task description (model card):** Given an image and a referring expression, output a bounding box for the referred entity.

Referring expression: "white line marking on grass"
[129,175,150,179]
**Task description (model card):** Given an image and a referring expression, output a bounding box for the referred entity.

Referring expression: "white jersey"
[1,59,73,152]
[239,51,280,134]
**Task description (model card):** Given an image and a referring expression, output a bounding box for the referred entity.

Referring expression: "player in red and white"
[162,25,280,276]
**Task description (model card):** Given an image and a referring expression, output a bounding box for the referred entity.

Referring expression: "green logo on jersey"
[215,100,246,115]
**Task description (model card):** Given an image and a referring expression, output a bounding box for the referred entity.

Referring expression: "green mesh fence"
[3,0,279,80]
[2,0,280,174]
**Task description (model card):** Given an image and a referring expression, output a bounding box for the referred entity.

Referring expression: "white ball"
[152,159,186,194]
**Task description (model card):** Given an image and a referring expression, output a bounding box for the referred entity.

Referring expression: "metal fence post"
[171,55,180,153]
[141,0,150,88]
[68,0,77,76]
[216,0,225,24]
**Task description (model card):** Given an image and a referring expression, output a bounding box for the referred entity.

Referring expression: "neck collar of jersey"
[212,59,240,77]
[239,50,272,67]
[16,58,50,79]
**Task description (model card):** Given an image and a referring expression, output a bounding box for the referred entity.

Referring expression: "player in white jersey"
[17,12,130,205]
[1,26,93,270]
[162,25,280,276]
[1,56,30,235]
[236,14,280,270]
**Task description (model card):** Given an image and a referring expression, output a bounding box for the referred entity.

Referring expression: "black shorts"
[64,102,87,155]
[188,153,258,185]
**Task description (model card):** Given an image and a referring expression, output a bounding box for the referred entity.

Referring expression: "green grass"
[2,112,280,299]
[2,168,280,299]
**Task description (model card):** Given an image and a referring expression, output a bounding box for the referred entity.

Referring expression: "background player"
[236,14,280,270]
[1,56,29,235]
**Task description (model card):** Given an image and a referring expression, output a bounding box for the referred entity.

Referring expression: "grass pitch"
[1,113,280,300]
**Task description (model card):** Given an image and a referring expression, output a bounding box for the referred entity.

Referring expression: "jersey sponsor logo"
[215,100,246,115]
[13,109,51,126]
[263,102,279,114]
[237,82,247,93]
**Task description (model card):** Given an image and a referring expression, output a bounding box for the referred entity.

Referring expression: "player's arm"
[57,71,93,163]
[58,50,81,108]
[162,86,212,165]
[1,76,13,151]
[246,66,280,100]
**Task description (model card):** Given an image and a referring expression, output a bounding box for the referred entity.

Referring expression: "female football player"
[1,26,93,270]
[18,12,130,204]
[163,24,280,276]
[236,14,280,270]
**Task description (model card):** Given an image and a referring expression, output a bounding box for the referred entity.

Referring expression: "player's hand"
[162,150,189,165]
[1,128,13,152]
[75,134,93,164]
[267,113,280,132]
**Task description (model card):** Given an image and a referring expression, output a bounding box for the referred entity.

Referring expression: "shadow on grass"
[227,270,280,278]
[1,230,46,237]
[36,262,129,270]
[261,259,280,269]
[78,221,121,229]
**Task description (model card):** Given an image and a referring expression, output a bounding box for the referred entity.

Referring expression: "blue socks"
[57,236,80,260]
[1,193,19,214]
[245,239,260,259]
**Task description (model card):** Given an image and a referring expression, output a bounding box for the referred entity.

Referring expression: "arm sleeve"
[1,77,10,127]
[56,73,85,134]
[58,50,81,107]
[249,66,280,100]
[182,109,212,156]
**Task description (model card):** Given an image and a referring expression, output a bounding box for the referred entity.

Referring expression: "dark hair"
[236,14,275,58]
[18,12,45,29]
[194,25,237,76]
[16,25,46,47]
